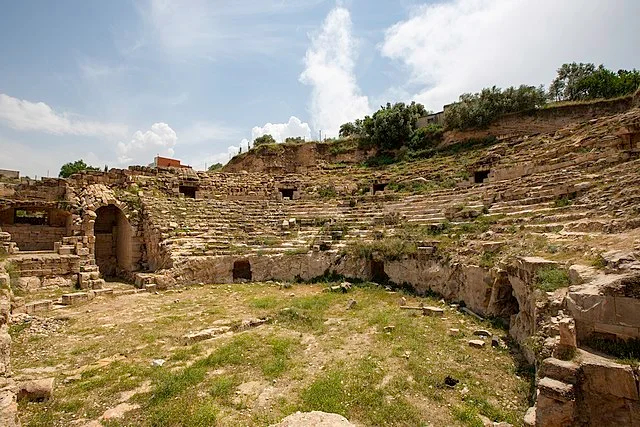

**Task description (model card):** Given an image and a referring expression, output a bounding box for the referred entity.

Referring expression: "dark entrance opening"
[370,260,389,284]
[233,259,252,281]
[94,205,132,278]
[474,170,490,184]
[279,188,295,200]
[490,274,520,325]
[372,183,387,194]
[179,185,198,198]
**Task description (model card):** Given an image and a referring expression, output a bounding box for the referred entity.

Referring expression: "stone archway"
[94,205,132,278]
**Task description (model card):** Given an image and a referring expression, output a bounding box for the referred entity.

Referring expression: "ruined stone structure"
[2,95,640,425]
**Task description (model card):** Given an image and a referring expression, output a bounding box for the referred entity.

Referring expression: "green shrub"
[408,124,444,150]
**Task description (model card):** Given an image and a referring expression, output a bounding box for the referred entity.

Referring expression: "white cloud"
[0,93,127,137]
[179,122,241,146]
[381,0,640,112]
[117,122,177,164]
[299,6,371,136]
[251,116,312,143]
[134,0,325,59]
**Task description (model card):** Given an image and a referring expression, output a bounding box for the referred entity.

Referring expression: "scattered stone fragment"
[100,402,140,420]
[383,325,395,333]
[474,329,492,337]
[422,306,445,317]
[151,359,165,367]
[461,307,484,321]
[448,328,461,336]
[183,326,232,344]
[268,411,355,426]
[346,299,356,310]
[468,339,486,349]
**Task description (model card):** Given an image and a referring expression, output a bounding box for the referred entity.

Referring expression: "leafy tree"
[444,85,546,130]
[208,163,223,171]
[59,159,100,178]
[339,122,360,138]
[361,102,427,150]
[253,134,276,147]
[549,63,640,101]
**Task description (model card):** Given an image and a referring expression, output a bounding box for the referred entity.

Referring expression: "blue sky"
[1,0,638,177]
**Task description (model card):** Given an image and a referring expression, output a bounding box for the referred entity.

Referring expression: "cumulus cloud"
[381,0,640,111]
[117,122,177,164]
[300,6,371,137]
[0,93,127,137]
[251,116,312,143]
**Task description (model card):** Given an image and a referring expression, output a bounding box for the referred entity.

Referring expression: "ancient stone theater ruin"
[1,92,640,426]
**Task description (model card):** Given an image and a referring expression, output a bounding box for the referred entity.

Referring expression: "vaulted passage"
[0,207,71,251]
[94,205,132,278]
[233,259,252,281]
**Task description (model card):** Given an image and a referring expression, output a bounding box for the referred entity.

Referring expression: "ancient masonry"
[1,94,640,425]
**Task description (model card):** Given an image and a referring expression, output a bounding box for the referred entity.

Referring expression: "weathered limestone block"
[541,358,579,384]
[0,379,19,427]
[535,394,575,427]
[25,300,53,314]
[17,277,41,291]
[582,357,639,400]
[538,377,574,402]
[61,292,89,305]
[16,377,54,402]
[557,317,577,349]
[0,327,10,376]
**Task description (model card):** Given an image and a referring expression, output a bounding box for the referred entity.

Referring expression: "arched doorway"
[94,205,132,278]
[233,259,252,281]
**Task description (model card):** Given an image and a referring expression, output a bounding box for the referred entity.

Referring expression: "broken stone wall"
[531,354,640,426]
[0,262,20,426]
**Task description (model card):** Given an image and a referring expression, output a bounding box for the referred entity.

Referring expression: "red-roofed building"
[154,156,191,169]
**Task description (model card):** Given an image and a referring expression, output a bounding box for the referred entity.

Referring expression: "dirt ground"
[12,282,532,427]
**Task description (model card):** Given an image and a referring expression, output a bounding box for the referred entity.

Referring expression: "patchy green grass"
[14,283,530,427]
[535,266,571,291]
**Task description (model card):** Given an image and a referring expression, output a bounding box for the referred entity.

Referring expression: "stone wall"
[223,141,375,174]
[444,94,636,145]
[0,263,20,426]
[1,225,67,251]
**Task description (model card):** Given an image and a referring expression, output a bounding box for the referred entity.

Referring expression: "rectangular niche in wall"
[179,185,198,198]
[279,188,295,200]
[474,170,490,184]
[372,183,387,194]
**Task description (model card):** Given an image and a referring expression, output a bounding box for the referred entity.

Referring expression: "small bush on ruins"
[549,62,640,102]
[408,124,444,151]
[444,85,547,130]
[59,159,100,178]
[284,136,305,144]
[535,266,570,292]
[253,134,276,146]
[207,163,223,171]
